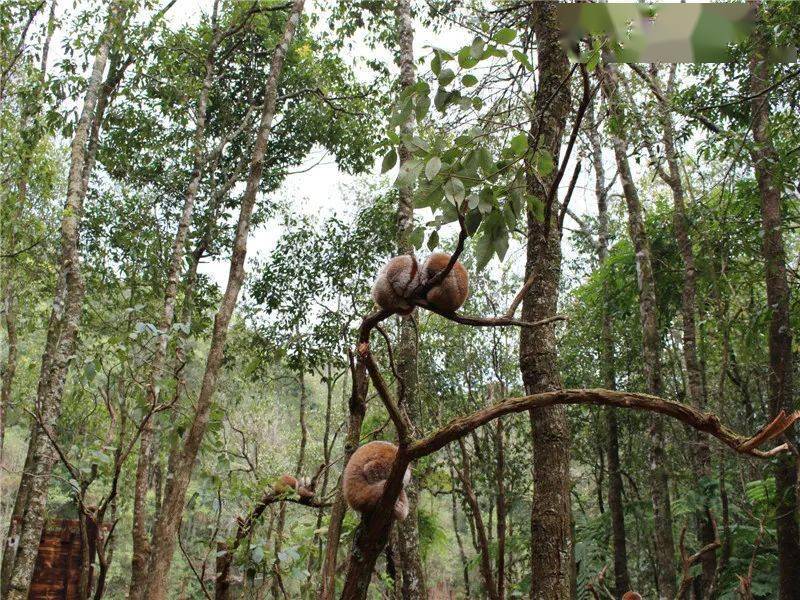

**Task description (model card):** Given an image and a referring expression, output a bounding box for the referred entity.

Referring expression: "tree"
[3,4,128,596]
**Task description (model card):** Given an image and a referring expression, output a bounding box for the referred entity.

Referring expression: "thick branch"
[407,388,798,460]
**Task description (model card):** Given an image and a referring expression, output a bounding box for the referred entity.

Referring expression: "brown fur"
[273,474,313,499]
[371,255,419,315]
[420,252,468,312]
[621,592,642,600]
[343,441,411,521]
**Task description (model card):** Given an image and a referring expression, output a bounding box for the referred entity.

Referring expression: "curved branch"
[408,388,798,460]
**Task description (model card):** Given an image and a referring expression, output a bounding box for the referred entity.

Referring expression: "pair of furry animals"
[351,252,468,520]
[275,252,468,521]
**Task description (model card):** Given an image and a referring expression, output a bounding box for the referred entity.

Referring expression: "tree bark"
[587,98,631,598]
[599,62,677,599]
[495,413,506,600]
[391,1,427,597]
[520,3,572,598]
[3,6,123,597]
[141,4,305,596]
[749,35,800,600]
[319,358,368,600]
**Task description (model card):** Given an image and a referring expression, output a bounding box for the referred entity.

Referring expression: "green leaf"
[510,133,528,156]
[527,195,545,222]
[438,68,456,86]
[381,148,397,173]
[409,226,425,249]
[458,47,479,69]
[534,149,555,176]
[461,74,478,87]
[431,52,441,76]
[443,177,466,206]
[425,156,442,180]
[415,94,431,122]
[512,49,534,71]
[434,87,450,111]
[494,232,509,261]
[427,229,440,250]
[492,28,516,44]
[478,187,494,214]
[251,546,265,564]
[475,233,494,271]
[465,209,483,234]
[470,37,484,59]
[477,146,493,174]
[395,157,424,188]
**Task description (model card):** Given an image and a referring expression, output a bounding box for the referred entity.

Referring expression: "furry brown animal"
[371,252,469,314]
[621,592,642,600]
[343,441,411,521]
[418,252,468,312]
[273,474,313,499]
[370,255,419,315]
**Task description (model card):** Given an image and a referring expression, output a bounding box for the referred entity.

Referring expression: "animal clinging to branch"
[370,252,469,314]
[343,441,411,521]
[273,474,314,499]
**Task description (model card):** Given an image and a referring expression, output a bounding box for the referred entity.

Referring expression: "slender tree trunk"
[587,99,631,598]
[391,1,427,597]
[0,0,57,461]
[520,3,572,598]
[319,359,367,600]
[142,4,305,596]
[455,440,498,600]
[749,36,800,600]
[128,6,222,594]
[649,64,716,596]
[448,464,471,598]
[599,62,676,599]
[495,413,506,600]
[3,7,123,597]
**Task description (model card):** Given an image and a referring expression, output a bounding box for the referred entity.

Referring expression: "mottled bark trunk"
[392,1,427,597]
[495,415,506,600]
[455,439,498,600]
[0,0,57,461]
[649,64,716,596]
[449,464,471,598]
[128,8,221,593]
[141,3,305,597]
[749,40,800,600]
[319,360,368,600]
[587,99,631,598]
[3,6,122,597]
[520,4,572,599]
[599,62,676,599]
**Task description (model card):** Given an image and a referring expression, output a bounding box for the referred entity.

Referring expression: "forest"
[1,1,799,599]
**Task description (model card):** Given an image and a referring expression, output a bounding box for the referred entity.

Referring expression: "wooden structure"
[20,518,98,600]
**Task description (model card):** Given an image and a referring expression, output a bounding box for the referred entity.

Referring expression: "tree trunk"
[749,36,800,600]
[141,4,305,596]
[0,0,57,462]
[128,6,223,593]
[3,6,123,597]
[520,3,572,598]
[392,1,427,597]
[649,64,716,596]
[587,98,631,598]
[455,440,498,600]
[599,62,677,599]
[319,359,368,600]
[494,411,506,600]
